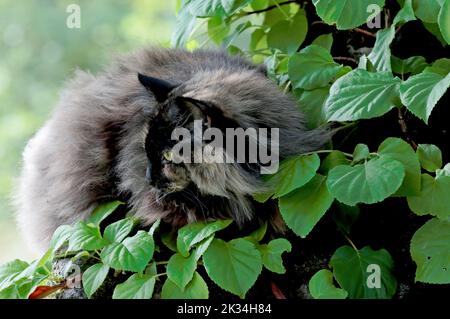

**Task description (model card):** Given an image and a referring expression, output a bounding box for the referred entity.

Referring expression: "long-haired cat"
[16,48,326,253]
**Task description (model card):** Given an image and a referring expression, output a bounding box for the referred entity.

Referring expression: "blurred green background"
[0,0,176,262]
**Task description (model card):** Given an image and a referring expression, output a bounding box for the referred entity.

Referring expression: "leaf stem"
[343,232,359,252]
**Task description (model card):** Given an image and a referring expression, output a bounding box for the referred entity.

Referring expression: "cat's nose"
[145,161,152,184]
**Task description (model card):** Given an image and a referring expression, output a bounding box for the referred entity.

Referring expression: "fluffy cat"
[15,48,326,253]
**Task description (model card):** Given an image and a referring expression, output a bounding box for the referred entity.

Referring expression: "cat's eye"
[162,150,173,162]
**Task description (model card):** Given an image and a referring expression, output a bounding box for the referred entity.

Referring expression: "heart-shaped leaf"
[410,218,450,284]
[330,246,397,298]
[400,72,450,123]
[82,263,109,298]
[68,222,107,252]
[279,174,334,238]
[103,218,134,243]
[417,144,442,172]
[113,273,155,299]
[407,173,450,220]
[312,0,386,30]
[289,45,343,90]
[87,201,122,226]
[177,219,232,257]
[324,69,401,122]
[327,155,405,206]
[267,10,307,54]
[308,269,348,299]
[258,238,292,274]
[167,236,213,290]
[203,238,262,297]
[268,153,320,198]
[161,272,209,299]
[101,231,154,272]
[378,137,421,196]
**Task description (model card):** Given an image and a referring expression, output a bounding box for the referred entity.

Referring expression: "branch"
[243,0,299,15]
[333,56,358,64]
[353,28,376,38]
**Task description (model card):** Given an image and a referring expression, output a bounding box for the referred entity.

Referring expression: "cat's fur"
[16,48,326,253]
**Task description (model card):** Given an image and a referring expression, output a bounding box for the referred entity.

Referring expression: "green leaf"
[188,0,224,17]
[221,0,252,14]
[439,0,450,45]
[312,33,333,51]
[400,72,450,123]
[424,58,450,76]
[177,219,232,257]
[279,174,334,238]
[103,218,134,243]
[407,173,450,220]
[391,56,428,75]
[161,272,209,299]
[309,269,348,299]
[171,5,197,47]
[268,154,320,198]
[167,236,213,290]
[87,201,122,226]
[82,263,109,298]
[358,55,376,71]
[167,253,197,291]
[244,222,267,244]
[207,15,230,44]
[49,225,73,251]
[413,0,444,23]
[393,0,416,25]
[222,21,252,48]
[267,10,307,54]
[423,21,448,46]
[327,155,405,206]
[250,28,267,52]
[410,218,450,284]
[296,87,330,129]
[324,69,401,122]
[320,151,350,174]
[330,246,397,298]
[68,222,107,252]
[0,260,29,286]
[258,238,292,274]
[101,231,154,272]
[161,230,177,252]
[417,144,443,172]
[367,26,396,72]
[289,45,343,90]
[312,0,386,29]
[352,144,370,162]
[378,137,421,196]
[437,163,450,177]
[203,238,262,297]
[148,219,160,236]
[113,273,155,299]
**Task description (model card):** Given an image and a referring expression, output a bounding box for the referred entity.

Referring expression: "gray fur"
[15,47,326,253]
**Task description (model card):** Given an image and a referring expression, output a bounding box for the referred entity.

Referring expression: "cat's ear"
[178,96,239,129]
[138,73,177,103]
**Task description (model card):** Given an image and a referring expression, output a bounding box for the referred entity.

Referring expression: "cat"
[15,47,326,253]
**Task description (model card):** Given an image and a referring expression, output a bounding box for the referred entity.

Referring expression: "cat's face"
[144,98,201,193]
[138,73,261,224]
